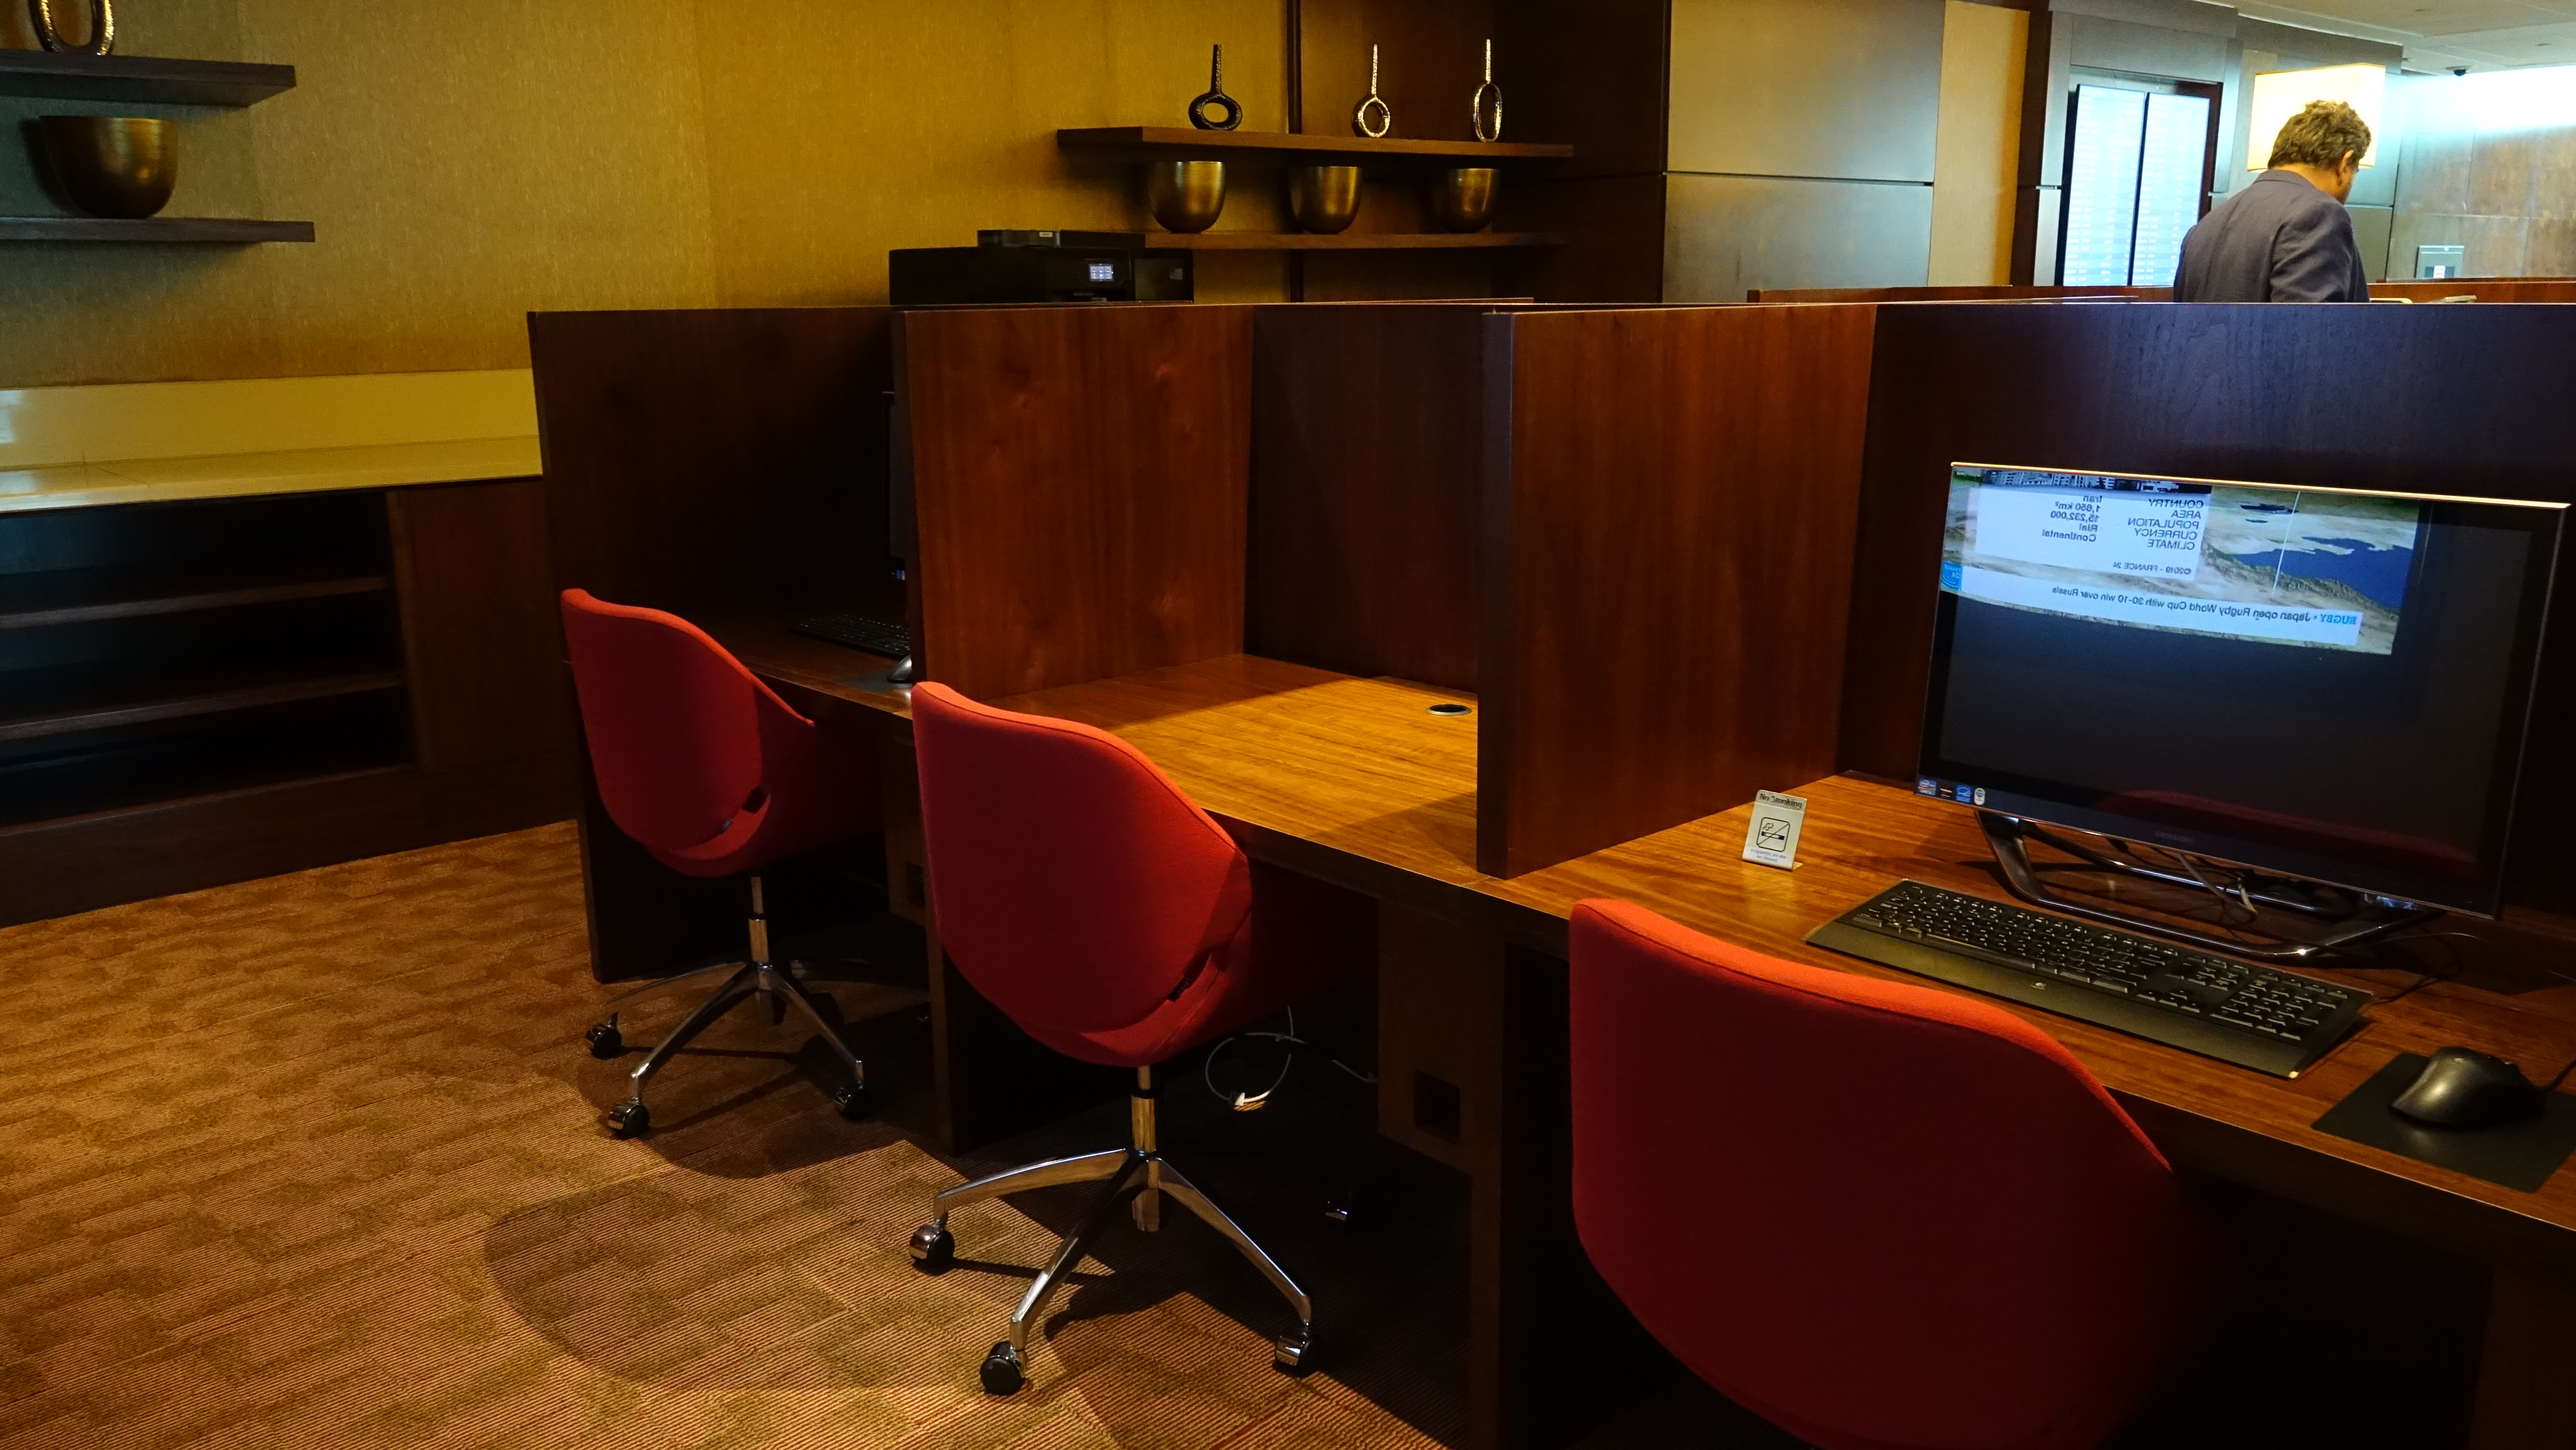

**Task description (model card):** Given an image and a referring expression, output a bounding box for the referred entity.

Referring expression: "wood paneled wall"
[529,307,897,621]
[1480,304,1881,878]
[2387,70,2576,282]
[1838,301,2576,910]
[1930,0,2028,287]
[902,305,1254,701]
[1248,303,1488,691]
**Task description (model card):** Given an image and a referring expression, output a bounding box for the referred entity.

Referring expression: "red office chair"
[904,681,1368,1394]
[1569,899,2203,1450]
[560,589,880,1137]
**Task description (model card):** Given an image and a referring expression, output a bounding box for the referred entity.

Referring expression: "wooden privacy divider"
[1748,284,2166,303]
[530,307,898,620]
[1839,301,2576,912]
[1248,302,1492,693]
[2370,280,2576,303]
[901,304,1253,701]
[530,306,909,983]
[1479,304,1881,878]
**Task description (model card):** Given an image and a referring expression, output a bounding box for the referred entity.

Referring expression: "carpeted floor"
[0,824,1777,1450]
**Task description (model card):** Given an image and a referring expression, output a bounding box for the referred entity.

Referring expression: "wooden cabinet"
[0,479,573,926]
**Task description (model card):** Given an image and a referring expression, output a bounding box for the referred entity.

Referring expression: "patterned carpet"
[0,822,2502,1450]
[0,824,1771,1450]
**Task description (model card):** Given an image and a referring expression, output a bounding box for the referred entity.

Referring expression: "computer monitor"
[1918,463,2565,918]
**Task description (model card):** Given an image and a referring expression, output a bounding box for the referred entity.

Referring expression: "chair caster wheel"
[834,1083,870,1121]
[585,1020,623,1058]
[979,1341,1024,1394]
[1273,1330,1315,1377]
[909,1222,955,1274]
[605,1098,651,1137]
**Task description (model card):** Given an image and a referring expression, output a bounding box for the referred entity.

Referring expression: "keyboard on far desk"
[790,612,912,661]
[1807,880,2372,1078]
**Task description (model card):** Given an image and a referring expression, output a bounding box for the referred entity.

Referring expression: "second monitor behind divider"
[1479,305,1881,878]
[899,304,1255,701]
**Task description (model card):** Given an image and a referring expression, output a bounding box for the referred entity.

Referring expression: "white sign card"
[1741,790,1808,871]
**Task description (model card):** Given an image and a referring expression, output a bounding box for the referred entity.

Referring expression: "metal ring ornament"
[1188,43,1243,132]
[1473,39,1503,143]
[1352,44,1393,139]
[29,0,114,55]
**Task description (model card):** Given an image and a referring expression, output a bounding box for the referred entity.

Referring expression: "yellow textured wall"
[0,0,1287,387]
[1928,0,2025,286]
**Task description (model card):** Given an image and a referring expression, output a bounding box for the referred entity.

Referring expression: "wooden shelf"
[1150,230,1566,250]
[0,50,295,106]
[0,217,314,244]
[1059,127,1572,169]
[0,662,405,746]
[0,738,408,833]
[0,565,391,631]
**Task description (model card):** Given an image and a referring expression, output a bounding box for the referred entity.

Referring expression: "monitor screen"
[1919,464,2565,915]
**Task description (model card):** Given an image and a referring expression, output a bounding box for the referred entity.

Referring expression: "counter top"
[0,436,542,514]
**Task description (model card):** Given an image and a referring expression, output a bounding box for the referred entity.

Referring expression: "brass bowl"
[35,115,174,219]
[1427,167,1498,233]
[1147,161,1227,234]
[1288,165,1361,234]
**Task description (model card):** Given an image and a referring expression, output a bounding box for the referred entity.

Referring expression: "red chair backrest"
[911,682,1254,1036]
[559,589,813,855]
[1570,899,2197,1450]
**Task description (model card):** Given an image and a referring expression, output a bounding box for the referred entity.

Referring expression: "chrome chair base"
[910,1065,1316,1393]
[587,873,869,1136]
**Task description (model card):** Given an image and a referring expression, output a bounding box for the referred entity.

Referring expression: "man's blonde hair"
[2268,99,2371,169]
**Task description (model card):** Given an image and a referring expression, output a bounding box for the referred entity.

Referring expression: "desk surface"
[0,436,542,514]
[724,642,2576,1276]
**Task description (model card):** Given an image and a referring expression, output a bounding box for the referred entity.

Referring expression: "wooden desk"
[664,642,2576,1450]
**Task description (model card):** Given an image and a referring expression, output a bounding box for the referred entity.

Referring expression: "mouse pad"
[2312,1053,2576,1193]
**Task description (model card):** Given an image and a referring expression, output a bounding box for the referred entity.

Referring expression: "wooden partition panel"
[529,307,898,619]
[1839,302,2576,910]
[1481,305,1880,878]
[902,304,1253,701]
[1249,303,1489,692]
[1748,284,2165,303]
[2371,281,2576,303]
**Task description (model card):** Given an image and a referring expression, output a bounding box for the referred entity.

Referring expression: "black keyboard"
[790,612,911,661]
[1806,880,2371,1078]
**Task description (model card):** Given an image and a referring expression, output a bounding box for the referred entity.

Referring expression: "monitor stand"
[1977,812,2439,962]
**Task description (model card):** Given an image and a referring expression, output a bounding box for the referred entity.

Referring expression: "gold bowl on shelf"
[1287,165,1361,234]
[34,115,175,219]
[1427,167,1498,233]
[1147,161,1227,234]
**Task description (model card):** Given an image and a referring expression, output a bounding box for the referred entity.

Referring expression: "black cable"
[2165,846,2258,924]
[1205,1008,1297,1111]
[2377,928,2576,1088]
[1202,1009,1381,1112]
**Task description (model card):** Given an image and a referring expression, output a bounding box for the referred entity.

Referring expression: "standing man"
[2174,100,2374,302]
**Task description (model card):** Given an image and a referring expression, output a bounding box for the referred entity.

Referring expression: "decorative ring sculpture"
[28,0,113,55]
[1188,44,1243,131]
[1473,39,1504,143]
[1352,44,1392,139]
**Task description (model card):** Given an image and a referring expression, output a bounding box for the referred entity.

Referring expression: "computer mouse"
[887,655,917,686]
[2390,1047,2547,1129]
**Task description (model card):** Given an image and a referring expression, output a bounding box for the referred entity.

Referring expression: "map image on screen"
[1939,466,2426,655]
